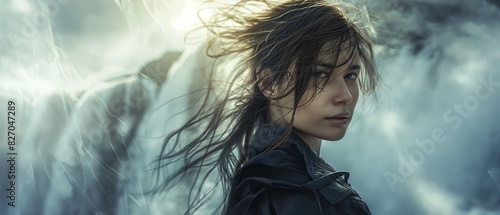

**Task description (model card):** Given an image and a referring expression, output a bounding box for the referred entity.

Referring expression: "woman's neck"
[294,130,322,155]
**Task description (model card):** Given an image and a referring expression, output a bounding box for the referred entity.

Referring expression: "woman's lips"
[324,117,349,126]
[325,112,350,126]
[325,112,350,119]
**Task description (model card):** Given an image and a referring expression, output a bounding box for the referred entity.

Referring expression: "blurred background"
[1,0,499,214]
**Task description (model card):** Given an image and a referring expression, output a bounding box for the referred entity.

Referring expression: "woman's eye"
[345,73,358,80]
[313,72,328,78]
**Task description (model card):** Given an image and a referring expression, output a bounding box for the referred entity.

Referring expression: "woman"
[155,0,379,214]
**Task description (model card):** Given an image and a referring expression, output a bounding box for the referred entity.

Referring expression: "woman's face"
[269,48,360,148]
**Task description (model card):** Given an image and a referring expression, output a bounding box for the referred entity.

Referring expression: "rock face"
[140,52,183,86]
[8,50,183,215]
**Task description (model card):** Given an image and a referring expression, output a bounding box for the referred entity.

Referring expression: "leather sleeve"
[226,150,322,215]
[227,171,322,215]
[227,174,369,215]
[225,150,371,215]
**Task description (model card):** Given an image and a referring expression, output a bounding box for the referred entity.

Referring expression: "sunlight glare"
[172,1,205,32]
[10,0,33,13]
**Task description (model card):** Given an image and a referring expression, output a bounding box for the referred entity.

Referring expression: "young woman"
[155,0,379,214]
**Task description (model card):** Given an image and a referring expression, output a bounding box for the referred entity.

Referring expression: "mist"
[1,0,499,214]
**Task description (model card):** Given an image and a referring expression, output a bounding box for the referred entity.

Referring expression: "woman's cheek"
[348,83,360,103]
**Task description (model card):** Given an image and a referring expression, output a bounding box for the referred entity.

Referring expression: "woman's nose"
[334,79,353,104]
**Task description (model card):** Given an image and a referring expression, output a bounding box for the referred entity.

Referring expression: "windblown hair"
[154,0,379,214]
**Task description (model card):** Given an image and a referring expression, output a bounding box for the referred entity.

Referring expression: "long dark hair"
[153,0,379,214]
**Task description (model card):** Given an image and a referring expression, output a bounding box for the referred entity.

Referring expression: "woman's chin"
[319,131,347,141]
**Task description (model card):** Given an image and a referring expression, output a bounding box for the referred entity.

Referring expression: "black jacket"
[225,124,371,215]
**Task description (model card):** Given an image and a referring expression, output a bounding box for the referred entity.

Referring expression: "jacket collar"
[248,124,334,173]
[248,124,360,205]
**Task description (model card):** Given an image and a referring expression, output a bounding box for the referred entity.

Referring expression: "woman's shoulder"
[225,148,319,214]
[226,148,371,215]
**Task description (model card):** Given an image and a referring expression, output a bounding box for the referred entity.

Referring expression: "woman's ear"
[257,68,274,98]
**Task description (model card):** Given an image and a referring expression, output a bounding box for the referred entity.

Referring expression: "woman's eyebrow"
[316,61,361,70]
[316,61,335,69]
[348,64,360,70]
